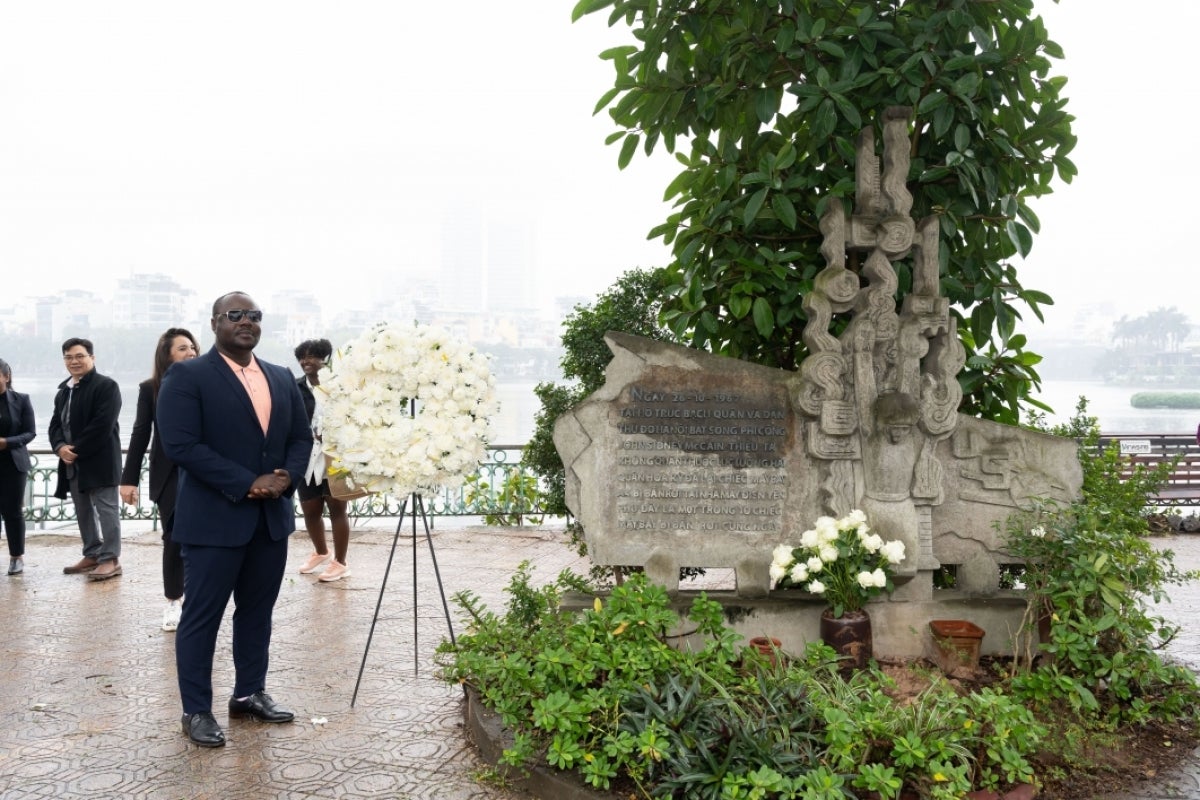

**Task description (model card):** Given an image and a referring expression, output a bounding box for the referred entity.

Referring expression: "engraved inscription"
[612,382,790,535]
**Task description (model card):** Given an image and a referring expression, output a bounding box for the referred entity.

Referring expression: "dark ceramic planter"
[819,608,872,669]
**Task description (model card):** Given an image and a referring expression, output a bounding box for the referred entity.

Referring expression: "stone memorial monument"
[553,108,1082,656]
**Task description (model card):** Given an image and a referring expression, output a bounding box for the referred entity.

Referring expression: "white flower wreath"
[318,322,500,499]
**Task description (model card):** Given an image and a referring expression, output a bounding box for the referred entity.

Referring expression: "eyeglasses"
[215,309,264,323]
[63,354,91,362]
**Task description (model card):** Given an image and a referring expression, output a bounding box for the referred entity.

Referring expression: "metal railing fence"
[21,446,551,528]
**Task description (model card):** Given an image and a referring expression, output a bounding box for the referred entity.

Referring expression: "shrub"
[1006,399,1200,725]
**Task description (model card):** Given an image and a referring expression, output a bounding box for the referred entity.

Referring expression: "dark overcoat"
[47,369,122,498]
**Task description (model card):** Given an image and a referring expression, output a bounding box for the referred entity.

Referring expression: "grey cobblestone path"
[0,521,585,800]
[7,525,1200,798]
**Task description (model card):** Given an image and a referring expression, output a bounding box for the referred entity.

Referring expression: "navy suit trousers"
[175,509,288,714]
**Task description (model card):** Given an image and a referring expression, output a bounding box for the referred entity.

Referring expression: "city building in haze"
[111,272,194,330]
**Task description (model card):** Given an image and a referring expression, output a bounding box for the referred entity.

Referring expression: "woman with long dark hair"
[119,328,198,630]
[0,358,36,576]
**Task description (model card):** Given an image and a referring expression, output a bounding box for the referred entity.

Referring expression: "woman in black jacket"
[119,328,198,630]
[0,358,36,576]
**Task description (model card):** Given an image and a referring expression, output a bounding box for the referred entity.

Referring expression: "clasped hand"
[248,469,291,499]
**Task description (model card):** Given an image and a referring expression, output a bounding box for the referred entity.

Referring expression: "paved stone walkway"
[1,520,585,800]
[4,522,1200,799]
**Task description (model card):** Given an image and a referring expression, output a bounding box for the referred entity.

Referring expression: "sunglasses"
[215,309,264,323]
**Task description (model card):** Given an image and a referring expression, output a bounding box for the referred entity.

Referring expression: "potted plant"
[769,509,905,668]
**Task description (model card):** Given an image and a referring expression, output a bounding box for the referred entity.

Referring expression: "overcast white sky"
[1,2,1195,338]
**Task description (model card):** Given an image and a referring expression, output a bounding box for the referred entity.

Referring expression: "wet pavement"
[3,521,1200,799]
[0,519,585,800]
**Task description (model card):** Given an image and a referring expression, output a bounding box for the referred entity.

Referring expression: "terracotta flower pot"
[748,636,784,665]
[819,608,872,670]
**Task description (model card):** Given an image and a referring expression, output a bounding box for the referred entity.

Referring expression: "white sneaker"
[319,560,350,582]
[162,600,182,632]
[299,551,332,574]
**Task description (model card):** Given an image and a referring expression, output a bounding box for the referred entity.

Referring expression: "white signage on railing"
[1119,439,1153,455]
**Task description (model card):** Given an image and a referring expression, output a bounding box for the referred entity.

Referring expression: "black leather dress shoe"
[228,690,294,723]
[181,712,226,747]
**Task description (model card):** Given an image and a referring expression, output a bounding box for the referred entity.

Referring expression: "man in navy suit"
[157,291,312,748]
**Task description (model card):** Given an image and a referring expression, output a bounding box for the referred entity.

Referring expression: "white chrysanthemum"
[319,322,499,498]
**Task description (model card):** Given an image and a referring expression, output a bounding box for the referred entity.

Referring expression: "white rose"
[772,544,795,566]
[806,556,824,573]
[818,545,838,563]
[856,571,875,590]
[814,516,838,539]
[807,580,826,595]
[769,563,788,583]
[880,540,906,565]
[788,563,809,584]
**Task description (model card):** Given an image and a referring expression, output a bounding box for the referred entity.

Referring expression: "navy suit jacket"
[156,347,312,547]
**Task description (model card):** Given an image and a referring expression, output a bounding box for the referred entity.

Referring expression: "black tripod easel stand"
[351,492,457,707]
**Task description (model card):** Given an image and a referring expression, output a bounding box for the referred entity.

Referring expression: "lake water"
[1034,380,1200,436]
[14,375,1197,452]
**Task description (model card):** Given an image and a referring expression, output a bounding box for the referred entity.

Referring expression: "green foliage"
[442,567,1046,798]
[1004,400,1200,726]
[524,382,585,517]
[436,566,744,790]
[464,469,544,526]
[618,671,825,798]
[575,0,1076,424]
[1130,392,1200,409]
[803,658,1044,796]
[524,267,683,518]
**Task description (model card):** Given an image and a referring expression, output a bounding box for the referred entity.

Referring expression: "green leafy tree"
[573,0,1076,424]
[525,268,682,517]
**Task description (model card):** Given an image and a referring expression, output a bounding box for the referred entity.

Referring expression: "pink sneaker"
[319,560,350,582]
[299,552,331,574]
